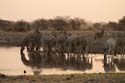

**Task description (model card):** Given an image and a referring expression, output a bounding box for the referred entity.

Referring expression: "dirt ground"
[0,73,125,83]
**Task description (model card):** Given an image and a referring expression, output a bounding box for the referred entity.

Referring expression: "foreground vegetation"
[0,73,125,83]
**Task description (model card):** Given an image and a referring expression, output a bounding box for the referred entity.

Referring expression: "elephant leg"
[104,48,107,60]
[62,51,66,67]
[77,53,81,62]
[123,47,125,56]
[41,54,44,66]
[85,46,88,57]
[121,48,124,56]
[67,52,70,65]
[83,53,86,63]
[73,53,77,67]
[119,47,123,56]
[48,51,53,66]
[114,47,117,56]
[52,51,58,67]
[77,54,81,68]
[122,47,125,56]
[30,44,35,52]
[20,45,25,53]
[60,50,65,66]
[35,45,40,51]
[26,45,29,52]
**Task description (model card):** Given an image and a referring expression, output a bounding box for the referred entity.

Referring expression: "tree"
[107,21,120,31]
[32,19,49,30]
[14,20,31,32]
[51,16,68,30]
[119,16,125,30]
[93,23,101,31]
[69,18,82,30]
[69,19,76,30]
[0,19,14,31]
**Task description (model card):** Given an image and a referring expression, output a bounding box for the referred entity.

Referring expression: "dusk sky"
[0,0,125,22]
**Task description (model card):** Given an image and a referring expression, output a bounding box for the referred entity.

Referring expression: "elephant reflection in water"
[103,56,116,73]
[77,56,93,71]
[115,58,125,71]
[68,55,93,71]
[20,50,93,72]
[20,51,43,75]
[103,56,125,73]
[20,50,52,68]
[21,52,42,66]
[84,56,93,70]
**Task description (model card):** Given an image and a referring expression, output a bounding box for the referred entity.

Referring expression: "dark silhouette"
[115,58,125,71]
[20,32,92,71]
[116,38,125,56]
[94,28,104,39]
[24,70,26,75]
[20,29,42,53]
[104,34,117,56]
[103,56,116,73]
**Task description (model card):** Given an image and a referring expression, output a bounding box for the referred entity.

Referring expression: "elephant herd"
[20,30,89,69]
[20,30,125,69]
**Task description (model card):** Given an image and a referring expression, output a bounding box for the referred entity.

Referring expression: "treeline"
[0,16,125,32]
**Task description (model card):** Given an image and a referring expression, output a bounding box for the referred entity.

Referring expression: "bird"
[24,70,26,75]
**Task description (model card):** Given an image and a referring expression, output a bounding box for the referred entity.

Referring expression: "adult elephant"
[54,31,68,66]
[29,29,42,52]
[20,29,42,53]
[64,34,77,54]
[63,34,88,67]
[77,35,88,57]
[41,32,59,66]
[104,34,117,58]
[20,34,32,53]
[94,28,104,39]
[63,34,78,65]
[116,38,125,56]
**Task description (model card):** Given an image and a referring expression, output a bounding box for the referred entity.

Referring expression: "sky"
[0,0,125,22]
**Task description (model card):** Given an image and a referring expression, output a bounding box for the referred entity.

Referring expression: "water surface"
[0,47,125,75]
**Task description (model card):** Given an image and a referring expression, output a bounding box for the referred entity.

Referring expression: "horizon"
[0,0,125,22]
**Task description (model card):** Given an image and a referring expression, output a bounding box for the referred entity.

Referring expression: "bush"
[14,20,31,32]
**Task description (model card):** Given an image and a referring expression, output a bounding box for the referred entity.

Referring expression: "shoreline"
[0,73,125,83]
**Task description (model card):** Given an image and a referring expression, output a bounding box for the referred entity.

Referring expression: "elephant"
[63,34,88,66]
[41,33,57,66]
[104,34,117,59]
[94,29,104,39]
[20,29,42,53]
[20,31,89,70]
[116,38,125,56]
